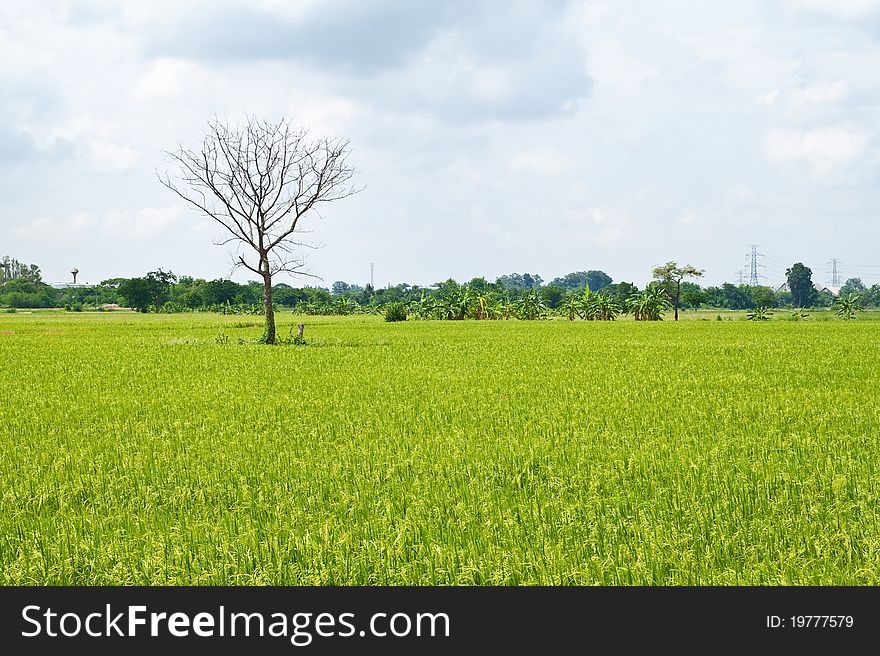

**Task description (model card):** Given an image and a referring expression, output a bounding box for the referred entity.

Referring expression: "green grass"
[1,312,879,584]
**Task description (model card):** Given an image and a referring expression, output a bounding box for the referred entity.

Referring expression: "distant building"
[50,283,91,290]
[775,282,839,296]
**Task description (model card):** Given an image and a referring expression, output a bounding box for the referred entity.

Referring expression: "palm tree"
[834,293,864,320]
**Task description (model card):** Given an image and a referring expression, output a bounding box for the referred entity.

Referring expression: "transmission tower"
[828,258,841,287]
[735,269,745,285]
[746,245,766,286]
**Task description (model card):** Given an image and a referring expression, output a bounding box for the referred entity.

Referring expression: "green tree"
[679,282,707,309]
[495,273,544,290]
[601,281,639,306]
[785,263,818,308]
[749,285,777,309]
[118,270,176,312]
[540,285,565,309]
[203,279,241,305]
[839,278,865,298]
[651,262,705,321]
[548,270,612,292]
[0,256,42,284]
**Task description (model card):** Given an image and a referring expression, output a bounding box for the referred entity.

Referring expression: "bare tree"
[160,116,358,344]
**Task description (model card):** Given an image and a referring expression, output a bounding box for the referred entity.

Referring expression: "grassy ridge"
[1,313,879,584]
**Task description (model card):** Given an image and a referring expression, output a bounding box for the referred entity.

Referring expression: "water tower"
[71,268,79,285]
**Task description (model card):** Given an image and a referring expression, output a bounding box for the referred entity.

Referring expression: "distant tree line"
[2,256,877,317]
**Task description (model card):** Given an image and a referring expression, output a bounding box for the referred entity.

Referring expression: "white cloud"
[787,0,880,17]
[560,207,629,245]
[13,208,182,242]
[677,210,700,226]
[765,126,870,175]
[23,115,139,171]
[285,95,363,136]
[86,140,139,171]
[793,81,848,106]
[508,147,573,176]
[102,207,183,239]
[14,212,97,239]
[131,58,203,100]
[756,89,778,105]
[4,1,880,286]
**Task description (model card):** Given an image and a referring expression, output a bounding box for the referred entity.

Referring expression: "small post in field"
[297,324,304,338]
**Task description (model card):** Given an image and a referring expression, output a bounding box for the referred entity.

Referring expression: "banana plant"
[834,293,864,320]
[438,284,472,320]
[515,291,548,320]
[474,291,493,320]
[333,295,357,316]
[560,294,582,321]
[578,283,598,320]
[746,306,772,321]
[626,289,669,321]
[593,293,621,320]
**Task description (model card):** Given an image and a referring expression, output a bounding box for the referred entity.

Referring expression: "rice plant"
[1,312,879,585]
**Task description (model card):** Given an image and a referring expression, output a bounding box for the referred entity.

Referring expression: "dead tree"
[160,117,358,344]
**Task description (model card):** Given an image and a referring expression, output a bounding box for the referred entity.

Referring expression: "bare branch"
[160,116,358,344]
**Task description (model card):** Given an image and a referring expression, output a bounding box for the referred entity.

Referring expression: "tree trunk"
[262,270,276,345]
[674,281,680,321]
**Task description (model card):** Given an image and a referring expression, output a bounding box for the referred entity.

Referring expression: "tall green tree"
[0,256,42,284]
[839,278,865,298]
[495,273,543,290]
[118,270,176,312]
[651,262,705,321]
[749,285,777,309]
[602,281,639,306]
[548,270,612,292]
[785,263,817,308]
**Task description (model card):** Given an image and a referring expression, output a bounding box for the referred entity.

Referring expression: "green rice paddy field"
[2,312,879,584]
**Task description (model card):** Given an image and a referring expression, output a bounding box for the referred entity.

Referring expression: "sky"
[2,0,880,289]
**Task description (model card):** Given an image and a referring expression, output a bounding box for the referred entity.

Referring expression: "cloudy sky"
[2,0,879,289]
